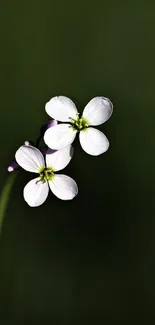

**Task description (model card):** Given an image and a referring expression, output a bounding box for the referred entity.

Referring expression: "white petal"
[45,96,78,122]
[79,127,109,156]
[44,124,77,150]
[49,174,78,200]
[46,145,74,172]
[82,96,113,126]
[15,145,45,173]
[23,177,49,207]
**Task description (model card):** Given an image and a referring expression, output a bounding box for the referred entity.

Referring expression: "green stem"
[0,172,17,233]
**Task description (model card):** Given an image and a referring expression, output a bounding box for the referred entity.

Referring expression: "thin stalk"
[0,173,17,233]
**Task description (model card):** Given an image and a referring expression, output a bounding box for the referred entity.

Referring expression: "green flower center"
[38,166,54,183]
[71,116,89,131]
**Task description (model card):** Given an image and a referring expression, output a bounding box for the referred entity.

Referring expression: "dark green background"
[0,1,155,324]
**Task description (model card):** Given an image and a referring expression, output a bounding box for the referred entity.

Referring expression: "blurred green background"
[0,0,155,324]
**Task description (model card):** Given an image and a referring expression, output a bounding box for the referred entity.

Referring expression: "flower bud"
[8,160,19,172]
[24,141,30,146]
[40,120,57,137]
[40,147,56,156]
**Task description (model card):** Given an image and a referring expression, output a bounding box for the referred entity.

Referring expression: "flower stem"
[0,172,17,234]
[36,135,42,149]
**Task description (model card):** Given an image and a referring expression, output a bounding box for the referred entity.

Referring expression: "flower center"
[71,116,89,131]
[38,167,54,183]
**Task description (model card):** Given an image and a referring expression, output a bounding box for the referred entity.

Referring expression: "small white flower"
[15,144,78,207]
[44,96,113,156]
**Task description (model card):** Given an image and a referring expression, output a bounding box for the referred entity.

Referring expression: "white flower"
[44,96,113,156]
[15,144,78,207]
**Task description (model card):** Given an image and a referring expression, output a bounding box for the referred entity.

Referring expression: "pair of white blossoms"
[15,96,113,207]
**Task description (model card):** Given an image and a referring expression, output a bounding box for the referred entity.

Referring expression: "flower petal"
[45,96,78,122]
[23,177,49,207]
[44,124,77,150]
[79,127,109,156]
[46,145,74,171]
[49,174,78,200]
[15,145,45,173]
[82,96,113,126]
